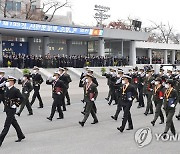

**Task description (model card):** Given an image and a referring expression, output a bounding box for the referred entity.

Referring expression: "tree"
[38,0,71,22]
[0,0,71,22]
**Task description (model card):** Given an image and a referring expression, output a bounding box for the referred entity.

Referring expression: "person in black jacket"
[137,69,145,108]
[0,76,25,147]
[46,71,67,121]
[30,66,44,108]
[117,75,137,133]
[16,74,33,116]
[79,73,98,127]
[162,79,178,138]
[58,67,68,111]
[0,71,7,111]
[64,68,72,105]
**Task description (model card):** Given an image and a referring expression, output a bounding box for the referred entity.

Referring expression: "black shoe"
[15,136,25,142]
[111,116,117,121]
[105,98,109,101]
[16,113,20,116]
[137,106,141,108]
[47,117,52,121]
[91,120,98,124]
[81,111,85,115]
[117,127,123,133]
[161,133,167,139]
[149,112,154,114]
[176,115,180,120]
[67,103,71,106]
[28,113,33,116]
[172,131,176,136]
[144,113,148,116]
[126,127,133,130]
[113,103,117,105]
[79,121,85,127]
[108,102,111,106]
[81,100,84,103]
[151,121,155,126]
[63,108,66,111]
[159,121,164,124]
[57,117,64,119]
[38,106,43,108]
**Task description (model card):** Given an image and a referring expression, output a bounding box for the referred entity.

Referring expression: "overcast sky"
[58,0,180,32]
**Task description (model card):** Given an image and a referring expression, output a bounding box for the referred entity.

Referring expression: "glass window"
[31,5,36,11]
[6,1,13,11]
[16,2,21,11]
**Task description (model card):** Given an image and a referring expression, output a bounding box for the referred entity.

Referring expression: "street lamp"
[94,4,110,28]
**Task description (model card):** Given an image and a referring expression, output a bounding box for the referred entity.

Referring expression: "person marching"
[162,79,178,137]
[30,66,44,108]
[0,71,7,111]
[79,73,98,127]
[143,70,154,116]
[111,69,124,120]
[64,68,72,105]
[58,67,68,111]
[137,69,145,108]
[175,70,180,120]
[16,74,33,116]
[117,75,137,133]
[151,77,164,126]
[0,76,25,147]
[46,71,67,121]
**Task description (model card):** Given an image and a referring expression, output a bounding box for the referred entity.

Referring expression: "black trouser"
[120,102,133,130]
[50,96,63,119]
[109,88,115,105]
[164,109,175,134]
[153,101,164,123]
[0,93,5,111]
[114,98,122,119]
[107,85,111,99]
[145,93,153,114]
[83,102,97,113]
[31,87,43,107]
[138,87,144,107]
[0,108,24,145]
[61,96,66,111]
[82,101,98,123]
[65,90,70,104]
[18,95,33,115]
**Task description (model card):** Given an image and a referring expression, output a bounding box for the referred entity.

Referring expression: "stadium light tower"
[94,5,110,28]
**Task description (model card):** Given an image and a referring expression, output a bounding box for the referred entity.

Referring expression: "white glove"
[128,98,132,101]
[91,98,95,101]
[57,92,61,95]
[24,91,28,94]
[11,104,16,109]
[150,89,153,91]
[170,104,175,108]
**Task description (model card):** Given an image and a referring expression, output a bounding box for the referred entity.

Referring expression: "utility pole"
[94,5,110,28]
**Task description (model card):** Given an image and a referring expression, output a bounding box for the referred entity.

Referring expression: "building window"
[31,5,36,11]
[6,1,21,11]
[14,2,21,11]
[6,1,13,11]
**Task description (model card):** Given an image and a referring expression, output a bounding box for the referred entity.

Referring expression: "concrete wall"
[103,28,149,41]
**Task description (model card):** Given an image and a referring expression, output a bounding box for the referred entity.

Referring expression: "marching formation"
[0,65,180,147]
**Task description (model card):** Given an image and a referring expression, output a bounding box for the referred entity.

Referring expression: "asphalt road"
[0,78,180,154]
